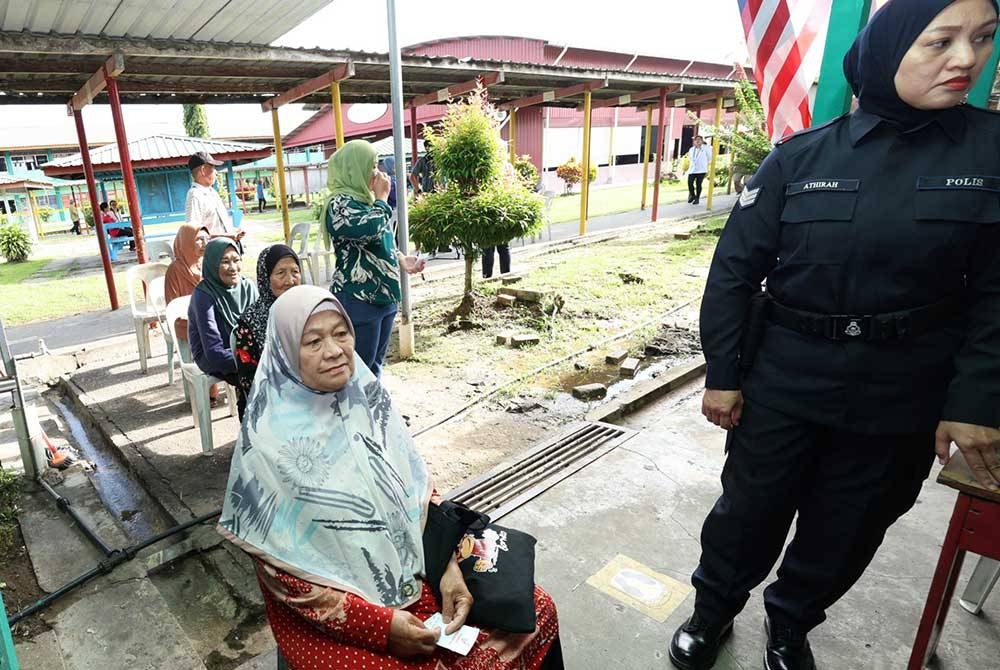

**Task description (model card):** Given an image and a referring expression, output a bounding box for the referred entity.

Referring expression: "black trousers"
[215,372,247,422]
[482,244,511,278]
[257,197,266,213]
[688,172,706,202]
[691,398,935,632]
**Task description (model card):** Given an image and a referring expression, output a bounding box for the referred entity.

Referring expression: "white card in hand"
[423,612,479,656]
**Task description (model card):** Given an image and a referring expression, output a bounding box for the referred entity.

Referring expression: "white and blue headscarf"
[218,285,431,608]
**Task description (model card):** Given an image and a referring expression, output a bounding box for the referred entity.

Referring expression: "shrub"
[555,157,596,194]
[311,187,331,222]
[513,154,539,190]
[38,207,55,223]
[0,222,32,262]
[0,467,22,551]
[410,87,543,312]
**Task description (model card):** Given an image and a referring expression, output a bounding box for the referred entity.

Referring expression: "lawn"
[392,215,726,386]
[547,180,689,224]
[0,261,143,325]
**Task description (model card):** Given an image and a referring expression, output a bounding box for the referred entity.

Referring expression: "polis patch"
[785,179,860,196]
[917,176,1000,192]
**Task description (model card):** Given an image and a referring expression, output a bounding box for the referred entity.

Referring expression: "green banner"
[812,0,872,124]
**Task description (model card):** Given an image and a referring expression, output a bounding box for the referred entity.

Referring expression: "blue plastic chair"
[1,591,20,670]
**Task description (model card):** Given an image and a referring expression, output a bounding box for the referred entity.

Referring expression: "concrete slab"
[14,629,67,670]
[18,469,134,593]
[233,648,277,670]
[51,577,206,670]
[503,387,1000,670]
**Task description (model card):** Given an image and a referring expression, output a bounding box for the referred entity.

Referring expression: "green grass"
[0,467,22,551]
[0,252,163,325]
[391,215,726,386]
[547,181,689,224]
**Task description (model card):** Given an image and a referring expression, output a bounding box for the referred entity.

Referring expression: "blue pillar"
[226,161,242,228]
[100,181,108,202]
[3,152,12,174]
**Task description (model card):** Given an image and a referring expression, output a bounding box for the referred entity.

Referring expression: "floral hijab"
[219,285,431,607]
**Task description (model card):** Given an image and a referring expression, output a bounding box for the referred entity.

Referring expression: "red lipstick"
[943,76,972,90]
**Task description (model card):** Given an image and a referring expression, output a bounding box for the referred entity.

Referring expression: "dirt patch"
[1,524,51,639]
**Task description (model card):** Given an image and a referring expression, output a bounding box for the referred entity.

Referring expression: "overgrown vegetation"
[183,103,210,138]
[716,73,771,178]
[513,154,539,190]
[410,88,544,316]
[0,222,32,262]
[0,467,22,551]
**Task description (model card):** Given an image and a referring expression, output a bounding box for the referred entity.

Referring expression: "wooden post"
[706,94,724,210]
[650,87,667,222]
[73,108,118,309]
[106,76,147,264]
[271,109,291,242]
[579,90,593,236]
[640,105,653,209]
[331,81,346,149]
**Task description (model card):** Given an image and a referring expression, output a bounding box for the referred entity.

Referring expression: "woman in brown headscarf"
[165,224,210,341]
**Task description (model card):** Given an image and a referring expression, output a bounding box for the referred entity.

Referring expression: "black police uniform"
[694,104,1000,633]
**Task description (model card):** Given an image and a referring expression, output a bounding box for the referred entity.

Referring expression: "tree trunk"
[464,255,474,298]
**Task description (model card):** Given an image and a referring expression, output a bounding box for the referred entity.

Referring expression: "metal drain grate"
[445,421,637,520]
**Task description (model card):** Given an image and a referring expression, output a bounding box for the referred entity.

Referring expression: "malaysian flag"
[738,0,833,140]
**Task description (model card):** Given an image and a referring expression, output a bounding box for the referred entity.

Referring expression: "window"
[34,154,48,167]
[35,194,58,208]
[0,159,6,173]
[10,155,27,171]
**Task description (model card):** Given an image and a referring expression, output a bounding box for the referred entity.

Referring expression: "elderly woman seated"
[218,285,563,669]
[187,238,258,419]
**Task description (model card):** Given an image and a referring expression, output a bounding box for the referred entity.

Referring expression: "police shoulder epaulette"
[775,112,850,146]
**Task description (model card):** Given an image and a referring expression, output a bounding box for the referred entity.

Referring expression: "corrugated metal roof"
[0,0,334,45]
[46,134,271,168]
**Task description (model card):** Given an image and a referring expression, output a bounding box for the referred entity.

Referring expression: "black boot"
[668,612,734,670]
[764,617,816,670]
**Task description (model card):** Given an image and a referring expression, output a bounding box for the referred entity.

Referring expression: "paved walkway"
[6,195,737,357]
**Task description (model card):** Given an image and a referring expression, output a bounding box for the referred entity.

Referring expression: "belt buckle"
[832,315,864,340]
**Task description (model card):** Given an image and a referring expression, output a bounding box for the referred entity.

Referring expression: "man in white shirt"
[686,135,712,205]
[184,152,245,241]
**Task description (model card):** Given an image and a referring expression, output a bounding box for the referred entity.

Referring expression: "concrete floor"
[503,384,1000,670]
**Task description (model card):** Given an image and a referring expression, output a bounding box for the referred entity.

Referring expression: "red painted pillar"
[410,106,419,167]
[651,87,668,222]
[73,109,118,310]
[106,77,147,264]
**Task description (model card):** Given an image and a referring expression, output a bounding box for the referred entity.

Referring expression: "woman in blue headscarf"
[672,2,1000,669]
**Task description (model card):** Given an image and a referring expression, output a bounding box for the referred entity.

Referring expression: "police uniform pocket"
[914,177,1000,223]
[780,180,859,224]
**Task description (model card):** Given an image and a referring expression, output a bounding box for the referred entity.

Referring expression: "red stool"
[908,452,1000,669]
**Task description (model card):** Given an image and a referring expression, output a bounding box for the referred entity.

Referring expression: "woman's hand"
[935,421,1000,491]
[370,170,392,202]
[702,389,744,430]
[439,557,474,634]
[387,610,439,657]
[397,253,426,274]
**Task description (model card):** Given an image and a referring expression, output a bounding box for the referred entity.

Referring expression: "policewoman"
[669,1,1000,669]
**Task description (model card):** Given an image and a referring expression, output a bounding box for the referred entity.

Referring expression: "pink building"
[284,36,745,179]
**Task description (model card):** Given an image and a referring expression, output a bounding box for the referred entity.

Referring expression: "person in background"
[185,151,246,243]
[326,140,425,378]
[187,238,258,419]
[218,285,563,670]
[685,135,712,205]
[482,148,517,278]
[165,225,221,404]
[69,199,82,235]
[101,202,134,250]
[256,178,266,214]
[109,199,124,221]
[233,244,302,396]
[379,156,398,209]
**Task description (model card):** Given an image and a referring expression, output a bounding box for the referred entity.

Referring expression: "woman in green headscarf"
[325,140,425,378]
[188,238,258,419]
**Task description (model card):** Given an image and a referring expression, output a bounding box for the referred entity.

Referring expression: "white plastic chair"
[147,238,175,261]
[165,296,238,454]
[288,222,314,284]
[959,556,1000,615]
[147,276,177,385]
[126,262,169,373]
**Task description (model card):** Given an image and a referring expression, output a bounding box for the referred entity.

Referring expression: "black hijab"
[844,0,999,127]
[238,244,301,344]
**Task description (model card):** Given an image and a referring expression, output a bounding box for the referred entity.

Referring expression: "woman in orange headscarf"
[165,224,210,341]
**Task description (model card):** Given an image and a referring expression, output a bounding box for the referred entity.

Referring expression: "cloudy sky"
[1,0,749,149]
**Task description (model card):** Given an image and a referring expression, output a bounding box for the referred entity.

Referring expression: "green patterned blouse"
[325,194,401,306]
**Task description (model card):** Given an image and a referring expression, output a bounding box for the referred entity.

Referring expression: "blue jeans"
[335,293,398,378]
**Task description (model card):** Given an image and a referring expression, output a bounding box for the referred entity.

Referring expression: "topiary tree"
[555,157,597,194]
[183,104,210,138]
[410,88,544,316]
[0,222,33,262]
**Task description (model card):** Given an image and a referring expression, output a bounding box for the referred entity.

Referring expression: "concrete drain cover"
[445,421,636,520]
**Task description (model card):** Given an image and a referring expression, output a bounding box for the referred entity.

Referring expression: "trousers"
[692,397,935,631]
[482,244,511,278]
[335,292,398,378]
[688,172,706,202]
